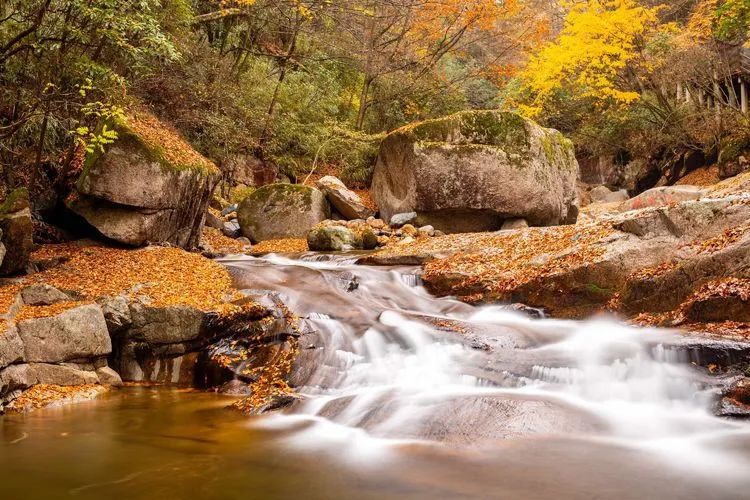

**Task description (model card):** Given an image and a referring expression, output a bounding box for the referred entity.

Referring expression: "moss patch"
[394,110,530,152]
[0,188,29,215]
[83,107,219,178]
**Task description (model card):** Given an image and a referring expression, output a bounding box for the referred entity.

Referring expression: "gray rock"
[205,210,224,229]
[589,185,629,205]
[221,203,239,216]
[307,226,360,251]
[372,111,579,233]
[20,284,72,306]
[222,220,241,238]
[237,184,330,242]
[620,185,705,212]
[17,304,111,363]
[389,212,417,227]
[0,363,99,399]
[0,364,37,396]
[315,176,374,220]
[127,302,204,345]
[96,366,124,386]
[501,218,529,231]
[0,188,33,275]
[30,363,99,385]
[98,295,132,333]
[69,117,220,249]
[223,154,278,186]
[0,323,25,369]
[418,225,435,237]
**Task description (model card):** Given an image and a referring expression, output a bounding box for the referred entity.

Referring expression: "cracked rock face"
[372,110,580,233]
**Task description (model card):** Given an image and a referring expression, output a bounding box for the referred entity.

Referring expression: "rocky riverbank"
[0,242,299,413]
[366,170,750,340]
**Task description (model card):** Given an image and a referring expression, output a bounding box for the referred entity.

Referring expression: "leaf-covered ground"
[6,384,107,412]
[1,243,237,325]
[375,221,614,303]
[249,239,309,255]
[201,227,249,254]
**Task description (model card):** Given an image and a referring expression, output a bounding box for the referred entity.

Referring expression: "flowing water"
[2,253,750,499]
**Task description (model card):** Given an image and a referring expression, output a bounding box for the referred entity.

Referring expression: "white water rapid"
[221,253,750,497]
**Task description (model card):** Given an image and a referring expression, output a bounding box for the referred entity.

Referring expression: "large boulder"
[69,109,220,249]
[237,184,330,242]
[315,176,374,220]
[0,188,33,275]
[372,111,579,233]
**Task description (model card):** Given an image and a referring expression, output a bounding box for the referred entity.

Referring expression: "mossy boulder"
[237,184,330,242]
[69,109,220,248]
[371,110,580,233]
[0,188,33,275]
[307,225,360,251]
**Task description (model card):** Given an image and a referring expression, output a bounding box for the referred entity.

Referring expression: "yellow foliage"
[520,0,662,113]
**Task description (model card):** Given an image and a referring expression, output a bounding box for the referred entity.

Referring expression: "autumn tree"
[326,0,546,130]
[0,0,182,191]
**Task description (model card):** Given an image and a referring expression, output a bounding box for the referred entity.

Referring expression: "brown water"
[2,386,749,500]
[2,254,750,499]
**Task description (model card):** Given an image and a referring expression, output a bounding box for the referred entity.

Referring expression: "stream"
[2,253,750,499]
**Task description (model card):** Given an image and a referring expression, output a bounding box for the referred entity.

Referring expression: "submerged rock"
[372,110,579,232]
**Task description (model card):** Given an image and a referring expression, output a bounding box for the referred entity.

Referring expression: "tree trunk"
[355,78,372,131]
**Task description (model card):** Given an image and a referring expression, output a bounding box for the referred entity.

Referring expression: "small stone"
[389,212,417,228]
[221,203,239,216]
[361,228,379,250]
[417,225,435,237]
[398,236,415,245]
[222,220,241,238]
[368,218,386,229]
[401,224,418,237]
[20,284,72,306]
